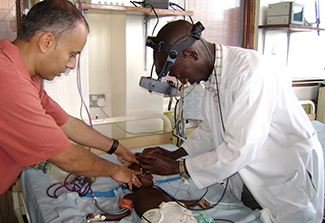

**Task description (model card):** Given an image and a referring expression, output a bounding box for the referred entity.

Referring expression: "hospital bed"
[17,111,325,223]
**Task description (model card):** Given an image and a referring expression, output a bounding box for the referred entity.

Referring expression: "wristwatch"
[179,159,189,181]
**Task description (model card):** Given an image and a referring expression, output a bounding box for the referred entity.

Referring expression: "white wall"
[256,0,325,84]
[86,12,181,138]
[43,9,183,138]
[125,16,178,135]
[43,36,89,120]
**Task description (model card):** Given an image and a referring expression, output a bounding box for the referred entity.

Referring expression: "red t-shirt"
[0,38,72,194]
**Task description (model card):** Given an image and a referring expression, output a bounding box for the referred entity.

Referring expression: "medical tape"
[119,198,133,213]
[155,176,181,184]
[84,177,181,198]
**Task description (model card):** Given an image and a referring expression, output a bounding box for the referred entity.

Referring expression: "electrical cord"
[130,1,159,36]
[169,2,194,24]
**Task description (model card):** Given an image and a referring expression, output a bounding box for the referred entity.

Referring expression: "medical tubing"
[167,179,234,223]
[174,187,209,208]
[46,173,93,198]
[47,53,94,199]
[77,55,92,127]
[90,189,129,215]
[159,178,232,221]
[214,219,235,223]
[75,47,129,216]
[77,0,84,15]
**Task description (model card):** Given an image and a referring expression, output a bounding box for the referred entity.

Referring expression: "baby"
[87,162,212,222]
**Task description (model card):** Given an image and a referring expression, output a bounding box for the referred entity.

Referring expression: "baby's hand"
[198,199,210,209]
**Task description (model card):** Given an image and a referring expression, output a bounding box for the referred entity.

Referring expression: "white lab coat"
[182,45,324,222]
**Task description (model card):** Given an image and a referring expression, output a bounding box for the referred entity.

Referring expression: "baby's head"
[129,163,154,190]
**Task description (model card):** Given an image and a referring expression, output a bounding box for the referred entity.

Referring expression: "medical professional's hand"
[141,146,172,156]
[136,153,178,175]
[140,146,187,160]
[110,164,142,191]
[115,144,138,167]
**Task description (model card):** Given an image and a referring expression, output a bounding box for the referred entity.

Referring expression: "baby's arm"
[178,199,210,209]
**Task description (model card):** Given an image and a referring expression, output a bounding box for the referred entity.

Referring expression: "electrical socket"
[89,94,106,107]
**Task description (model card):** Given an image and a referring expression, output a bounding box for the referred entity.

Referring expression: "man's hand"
[115,144,138,167]
[49,143,142,191]
[110,165,142,191]
[136,153,178,175]
[140,146,188,160]
[141,146,173,157]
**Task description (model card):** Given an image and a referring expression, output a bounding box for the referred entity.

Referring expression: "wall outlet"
[90,94,106,107]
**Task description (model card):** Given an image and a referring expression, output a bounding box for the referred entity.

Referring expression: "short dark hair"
[155,20,193,46]
[17,0,89,42]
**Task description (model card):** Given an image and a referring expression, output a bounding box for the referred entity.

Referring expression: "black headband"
[146,21,205,78]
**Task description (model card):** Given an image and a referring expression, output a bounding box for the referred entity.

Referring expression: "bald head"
[150,20,215,85]
[155,20,193,46]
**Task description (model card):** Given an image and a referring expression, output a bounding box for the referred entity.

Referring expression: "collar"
[205,44,222,100]
[0,38,30,77]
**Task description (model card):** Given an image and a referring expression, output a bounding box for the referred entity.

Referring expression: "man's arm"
[48,143,141,190]
[60,116,138,166]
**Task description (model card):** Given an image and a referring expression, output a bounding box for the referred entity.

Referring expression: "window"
[186,0,243,47]
[0,0,18,41]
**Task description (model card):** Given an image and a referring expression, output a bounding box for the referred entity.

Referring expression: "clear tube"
[45,162,75,182]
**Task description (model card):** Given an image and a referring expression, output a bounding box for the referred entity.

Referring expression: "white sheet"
[21,144,262,223]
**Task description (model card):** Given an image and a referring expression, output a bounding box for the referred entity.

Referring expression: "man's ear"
[183,49,199,61]
[38,32,56,53]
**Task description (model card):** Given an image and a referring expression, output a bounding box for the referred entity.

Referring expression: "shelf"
[258,24,325,32]
[259,24,325,65]
[80,3,193,16]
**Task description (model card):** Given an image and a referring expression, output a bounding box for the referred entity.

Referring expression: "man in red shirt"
[0,0,141,222]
